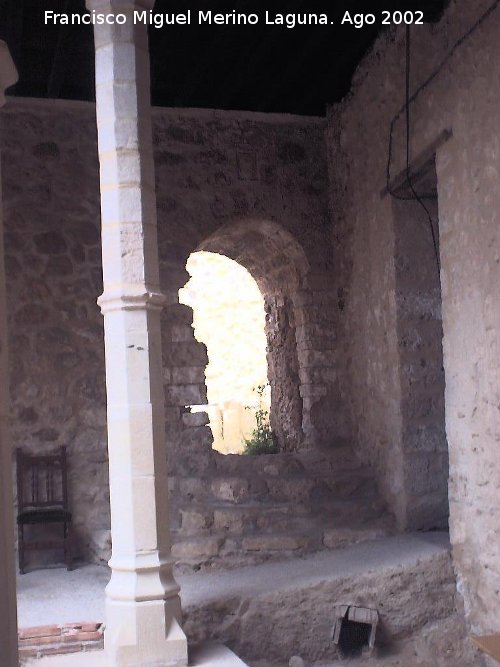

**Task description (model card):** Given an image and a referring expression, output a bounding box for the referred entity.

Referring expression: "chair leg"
[18,524,25,575]
[64,522,73,571]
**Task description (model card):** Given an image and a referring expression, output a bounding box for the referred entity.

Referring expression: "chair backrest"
[16,446,69,512]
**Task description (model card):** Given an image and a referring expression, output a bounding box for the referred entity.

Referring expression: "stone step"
[173,491,387,533]
[205,472,378,505]
[213,447,366,478]
[168,448,395,572]
[171,513,395,572]
[171,535,224,561]
[177,502,294,535]
[180,532,455,664]
[191,642,250,667]
[171,530,319,571]
[170,457,378,508]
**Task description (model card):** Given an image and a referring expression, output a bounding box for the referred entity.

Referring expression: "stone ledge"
[182,532,455,663]
[191,642,250,666]
[24,642,248,666]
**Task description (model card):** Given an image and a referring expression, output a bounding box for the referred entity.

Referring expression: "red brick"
[20,636,66,647]
[18,624,61,639]
[60,622,101,633]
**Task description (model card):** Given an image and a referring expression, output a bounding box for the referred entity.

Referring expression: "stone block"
[171,324,195,343]
[323,527,389,549]
[180,425,214,450]
[299,349,337,368]
[299,384,328,398]
[34,231,67,254]
[165,383,206,406]
[211,478,249,503]
[190,642,250,666]
[91,529,112,561]
[163,303,194,324]
[266,477,315,502]
[213,508,245,533]
[171,536,222,559]
[172,366,206,384]
[182,411,209,427]
[241,534,306,551]
[298,366,338,386]
[178,477,209,501]
[167,341,208,367]
[180,508,213,532]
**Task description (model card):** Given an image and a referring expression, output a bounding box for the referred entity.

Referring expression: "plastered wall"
[327,0,500,634]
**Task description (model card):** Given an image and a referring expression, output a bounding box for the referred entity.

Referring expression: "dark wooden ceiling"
[0,0,446,115]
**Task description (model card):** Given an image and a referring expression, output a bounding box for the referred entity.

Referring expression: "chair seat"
[17,508,72,525]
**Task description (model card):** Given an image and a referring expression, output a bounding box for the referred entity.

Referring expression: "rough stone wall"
[265,294,302,450]
[0,101,108,560]
[327,0,500,636]
[0,97,336,560]
[152,108,338,454]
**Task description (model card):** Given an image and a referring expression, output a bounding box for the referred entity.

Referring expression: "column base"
[105,597,188,667]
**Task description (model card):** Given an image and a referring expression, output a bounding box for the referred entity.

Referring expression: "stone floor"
[26,644,249,667]
[16,532,483,666]
[18,532,448,627]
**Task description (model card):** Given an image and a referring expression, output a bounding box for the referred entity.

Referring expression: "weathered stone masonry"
[327,0,500,639]
[1,97,340,561]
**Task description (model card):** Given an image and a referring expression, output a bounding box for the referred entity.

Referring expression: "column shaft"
[87,2,187,665]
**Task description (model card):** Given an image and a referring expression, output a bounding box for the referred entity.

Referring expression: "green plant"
[242,384,278,455]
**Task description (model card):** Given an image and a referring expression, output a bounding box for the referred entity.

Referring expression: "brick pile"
[18,622,103,661]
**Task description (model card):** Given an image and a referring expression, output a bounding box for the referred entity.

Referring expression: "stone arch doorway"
[160,217,327,473]
[160,216,344,476]
[196,219,310,454]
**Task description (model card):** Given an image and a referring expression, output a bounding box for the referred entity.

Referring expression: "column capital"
[0,42,18,107]
[97,287,167,314]
[86,0,155,10]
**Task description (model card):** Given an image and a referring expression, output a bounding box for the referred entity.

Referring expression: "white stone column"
[86,2,188,665]
[0,40,19,667]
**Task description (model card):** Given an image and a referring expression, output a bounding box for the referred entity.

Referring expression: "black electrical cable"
[386,0,500,193]
[404,25,441,278]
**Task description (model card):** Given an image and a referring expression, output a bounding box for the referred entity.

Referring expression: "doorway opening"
[179,251,270,454]
[392,158,449,530]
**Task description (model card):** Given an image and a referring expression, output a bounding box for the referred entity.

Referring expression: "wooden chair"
[16,446,73,573]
